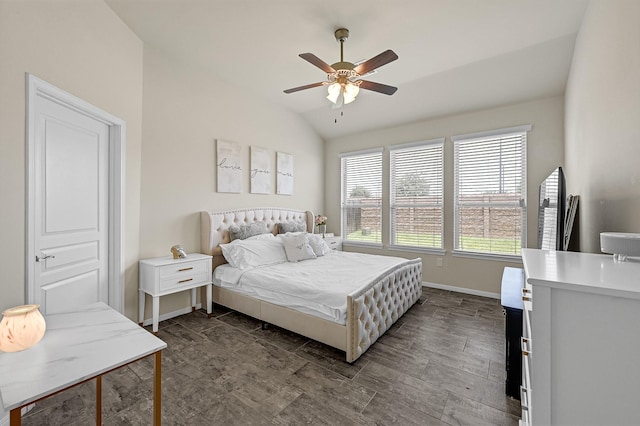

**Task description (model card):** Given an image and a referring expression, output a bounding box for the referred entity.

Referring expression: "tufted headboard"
[200,207,314,268]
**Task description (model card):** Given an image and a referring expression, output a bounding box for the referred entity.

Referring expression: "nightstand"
[139,253,213,333]
[324,235,342,251]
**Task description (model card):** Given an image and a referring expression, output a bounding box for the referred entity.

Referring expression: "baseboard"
[140,303,202,327]
[422,281,500,299]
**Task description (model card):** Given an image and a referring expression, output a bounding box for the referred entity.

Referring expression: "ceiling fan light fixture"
[326,83,342,103]
[343,83,360,104]
[284,28,398,103]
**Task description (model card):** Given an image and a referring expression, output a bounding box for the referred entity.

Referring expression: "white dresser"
[521,248,640,426]
[139,253,213,333]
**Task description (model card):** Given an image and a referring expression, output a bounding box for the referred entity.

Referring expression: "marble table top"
[0,302,166,411]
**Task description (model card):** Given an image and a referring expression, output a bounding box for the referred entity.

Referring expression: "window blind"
[341,151,382,244]
[453,130,527,256]
[390,141,443,249]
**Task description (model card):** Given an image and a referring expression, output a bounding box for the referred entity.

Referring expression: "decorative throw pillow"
[228,221,269,241]
[276,221,306,234]
[281,233,316,262]
[307,234,331,256]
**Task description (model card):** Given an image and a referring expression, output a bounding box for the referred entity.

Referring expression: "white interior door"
[32,95,110,315]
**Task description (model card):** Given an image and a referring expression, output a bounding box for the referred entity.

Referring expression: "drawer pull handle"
[522,296,531,302]
[522,289,531,294]
[178,267,193,272]
[520,386,529,408]
[178,278,193,284]
[521,337,532,356]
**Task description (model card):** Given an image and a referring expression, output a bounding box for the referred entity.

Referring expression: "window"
[453,125,529,258]
[389,139,444,250]
[340,149,383,245]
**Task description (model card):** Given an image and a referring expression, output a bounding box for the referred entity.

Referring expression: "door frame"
[25,74,126,313]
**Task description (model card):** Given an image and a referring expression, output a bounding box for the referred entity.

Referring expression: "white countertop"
[522,248,640,299]
[0,302,166,411]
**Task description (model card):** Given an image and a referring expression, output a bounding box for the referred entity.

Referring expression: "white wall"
[565,0,640,252]
[138,47,324,317]
[0,0,143,318]
[325,97,565,295]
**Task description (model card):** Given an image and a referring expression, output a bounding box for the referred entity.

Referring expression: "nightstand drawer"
[324,236,342,251]
[158,260,209,279]
[326,239,340,249]
[159,271,209,292]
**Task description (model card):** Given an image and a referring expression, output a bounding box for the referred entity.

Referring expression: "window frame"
[339,147,384,248]
[452,125,530,261]
[388,138,445,254]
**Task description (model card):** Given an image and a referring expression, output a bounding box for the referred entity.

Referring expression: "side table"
[0,302,166,425]
[139,253,213,333]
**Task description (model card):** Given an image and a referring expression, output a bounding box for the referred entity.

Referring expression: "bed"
[200,207,422,362]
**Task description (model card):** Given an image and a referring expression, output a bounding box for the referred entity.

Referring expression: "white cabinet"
[139,253,213,333]
[521,248,640,426]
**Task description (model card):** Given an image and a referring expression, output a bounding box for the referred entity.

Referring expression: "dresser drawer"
[158,259,209,279]
[159,271,210,292]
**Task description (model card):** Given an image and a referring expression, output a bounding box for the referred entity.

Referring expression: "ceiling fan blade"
[354,50,398,75]
[299,53,335,73]
[358,80,398,95]
[283,82,326,94]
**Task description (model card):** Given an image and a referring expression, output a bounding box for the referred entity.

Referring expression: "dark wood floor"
[23,287,521,425]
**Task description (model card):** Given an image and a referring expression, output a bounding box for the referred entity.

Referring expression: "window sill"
[387,245,446,256]
[452,250,523,263]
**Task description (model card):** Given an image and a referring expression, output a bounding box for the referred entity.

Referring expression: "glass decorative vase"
[0,304,47,352]
[317,224,327,236]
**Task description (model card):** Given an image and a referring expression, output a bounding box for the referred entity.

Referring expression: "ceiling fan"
[284,28,398,108]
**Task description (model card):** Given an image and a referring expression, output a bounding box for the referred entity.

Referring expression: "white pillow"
[281,233,316,262]
[220,238,287,269]
[307,233,331,256]
[245,233,275,241]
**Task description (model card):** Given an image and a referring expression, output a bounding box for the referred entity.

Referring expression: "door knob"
[35,254,55,262]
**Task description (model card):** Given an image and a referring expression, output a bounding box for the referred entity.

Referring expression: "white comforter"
[213,251,411,324]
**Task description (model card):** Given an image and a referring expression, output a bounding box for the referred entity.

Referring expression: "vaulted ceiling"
[106,0,589,140]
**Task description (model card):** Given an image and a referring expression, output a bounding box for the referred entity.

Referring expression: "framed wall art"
[276,151,294,195]
[250,146,271,194]
[216,139,242,193]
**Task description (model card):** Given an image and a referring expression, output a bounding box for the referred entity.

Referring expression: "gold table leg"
[153,351,162,425]
[10,407,21,425]
[96,375,102,425]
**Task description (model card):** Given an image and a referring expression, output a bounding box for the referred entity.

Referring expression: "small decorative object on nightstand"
[139,253,213,334]
[323,235,342,251]
[315,214,328,237]
[170,244,187,259]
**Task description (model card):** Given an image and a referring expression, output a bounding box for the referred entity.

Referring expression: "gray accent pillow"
[228,221,269,241]
[276,221,306,234]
